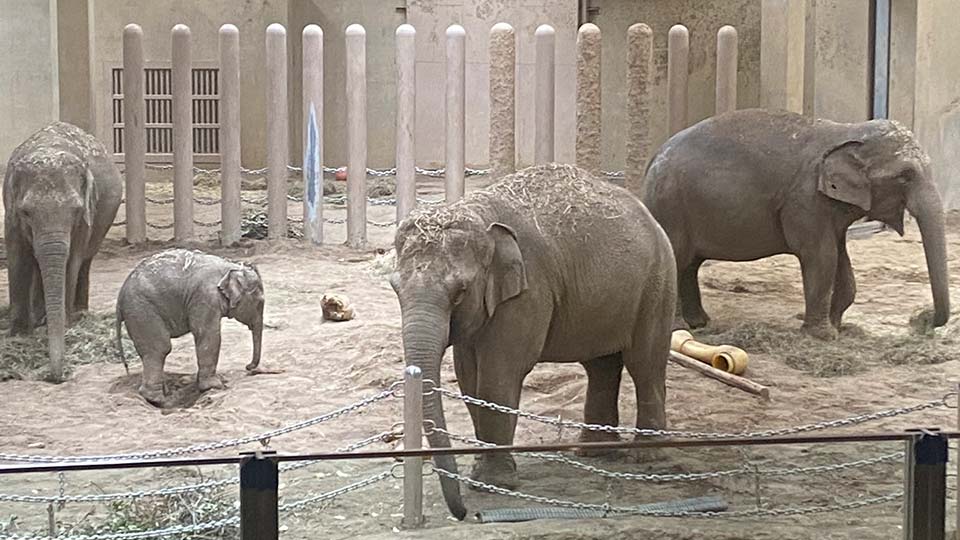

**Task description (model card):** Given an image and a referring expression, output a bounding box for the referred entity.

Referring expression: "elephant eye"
[452,288,466,306]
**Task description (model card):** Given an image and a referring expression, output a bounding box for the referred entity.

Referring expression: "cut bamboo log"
[669,350,770,401]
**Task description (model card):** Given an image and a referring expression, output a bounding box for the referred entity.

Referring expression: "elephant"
[3,122,123,381]
[115,248,264,405]
[390,163,677,519]
[642,108,949,340]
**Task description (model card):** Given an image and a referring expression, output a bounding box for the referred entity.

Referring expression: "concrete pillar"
[445,24,466,202]
[265,23,288,241]
[803,0,870,122]
[667,24,689,136]
[535,24,555,165]
[122,24,146,244]
[218,24,241,246]
[302,24,323,245]
[576,23,601,176]
[489,23,515,180]
[716,25,738,115]
[172,24,193,243]
[761,0,805,113]
[396,24,416,222]
[346,24,367,248]
[625,23,653,195]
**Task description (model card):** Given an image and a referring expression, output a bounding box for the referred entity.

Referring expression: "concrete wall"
[0,0,59,166]
[802,0,871,122]
[594,0,762,171]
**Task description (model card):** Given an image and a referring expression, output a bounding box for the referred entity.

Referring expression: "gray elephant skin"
[643,109,949,340]
[115,249,264,406]
[390,163,677,519]
[3,122,123,381]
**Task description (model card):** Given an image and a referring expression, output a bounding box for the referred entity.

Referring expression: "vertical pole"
[872,0,891,119]
[346,24,367,248]
[302,24,323,245]
[489,23,515,180]
[239,450,279,540]
[401,366,424,528]
[445,24,466,203]
[534,24,555,165]
[575,23,601,176]
[172,24,194,243]
[625,22,653,196]
[715,25,738,116]
[956,383,959,538]
[667,24,689,136]
[122,24,146,244]
[903,428,948,540]
[265,23,288,241]
[396,24,416,222]
[219,24,241,246]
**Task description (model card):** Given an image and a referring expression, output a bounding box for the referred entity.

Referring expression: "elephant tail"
[115,305,129,375]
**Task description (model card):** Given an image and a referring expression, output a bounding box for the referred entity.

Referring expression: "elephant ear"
[484,222,528,318]
[82,168,98,227]
[817,140,871,211]
[217,269,244,310]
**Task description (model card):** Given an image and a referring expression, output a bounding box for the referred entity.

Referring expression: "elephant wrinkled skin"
[115,249,265,406]
[391,163,677,519]
[643,109,950,340]
[3,122,123,382]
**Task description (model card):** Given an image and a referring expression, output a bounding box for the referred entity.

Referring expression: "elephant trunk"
[907,182,951,327]
[400,297,467,521]
[35,234,70,382]
[246,313,263,371]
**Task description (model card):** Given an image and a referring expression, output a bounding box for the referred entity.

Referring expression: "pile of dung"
[0,308,134,382]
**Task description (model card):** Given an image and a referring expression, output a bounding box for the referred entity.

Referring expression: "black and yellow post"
[240,450,279,540]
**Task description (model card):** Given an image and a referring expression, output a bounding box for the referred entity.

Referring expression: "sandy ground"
[0,172,958,539]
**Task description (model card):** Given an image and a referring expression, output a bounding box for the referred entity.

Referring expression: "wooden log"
[669,350,770,401]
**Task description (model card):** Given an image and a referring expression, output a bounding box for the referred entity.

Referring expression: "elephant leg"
[63,256,82,325]
[126,312,172,406]
[194,323,225,392]
[576,353,623,457]
[7,233,35,335]
[453,345,480,436]
[829,241,855,330]
[622,295,672,463]
[797,241,839,340]
[74,259,92,313]
[679,258,709,328]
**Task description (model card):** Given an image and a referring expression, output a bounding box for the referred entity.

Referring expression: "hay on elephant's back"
[0,308,133,382]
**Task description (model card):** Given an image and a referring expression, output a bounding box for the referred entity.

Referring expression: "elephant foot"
[470,454,518,490]
[10,321,33,336]
[801,322,839,341]
[684,311,710,329]
[575,429,621,458]
[625,437,669,464]
[197,375,225,392]
[138,385,166,407]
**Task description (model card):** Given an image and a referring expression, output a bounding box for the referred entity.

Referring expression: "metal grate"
[111,65,220,160]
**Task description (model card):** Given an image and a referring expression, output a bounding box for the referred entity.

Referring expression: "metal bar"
[401,366,424,528]
[3,431,958,475]
[872,0,891,119]
[240,451,279,540]
[903,429,948,540]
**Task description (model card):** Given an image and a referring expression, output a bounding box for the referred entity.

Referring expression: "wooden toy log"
[669,350,770,401]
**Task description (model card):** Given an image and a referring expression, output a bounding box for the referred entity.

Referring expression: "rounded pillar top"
[303,24,322,38]
[396,23,415,37]
[446,24,466,37]
[172,23,190,36]
[669,24,689,37]
[123,23,143,36]
[346,23,366,37]
[578,22,600,35]
[718,25,738,38]
[219,23,239,36]
[628,22,653,36]
[535,24,555,36]
[266,22,286,36]
[491,22,514,33]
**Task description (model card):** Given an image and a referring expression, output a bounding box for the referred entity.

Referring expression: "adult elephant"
[390,163,677,519]
[642,108,949,340]
[3,122,123,381]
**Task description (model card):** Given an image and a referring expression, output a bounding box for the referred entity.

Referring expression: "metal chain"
[0,515,239,540]
[278,470,393,514]
[435,387,950,440]
[0,382,400,464]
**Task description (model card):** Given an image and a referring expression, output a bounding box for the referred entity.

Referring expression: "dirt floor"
[0,171,958,539]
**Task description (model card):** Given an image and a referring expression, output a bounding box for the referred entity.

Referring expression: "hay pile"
[239,210,304,240]
[0,307,133,382]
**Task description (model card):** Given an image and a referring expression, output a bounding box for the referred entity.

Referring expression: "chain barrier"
[0,382,400,464]
[435,468,902,518]
[435,387,953,440]
[278,470,393,514]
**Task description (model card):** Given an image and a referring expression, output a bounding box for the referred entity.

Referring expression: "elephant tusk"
[670,329,749,375]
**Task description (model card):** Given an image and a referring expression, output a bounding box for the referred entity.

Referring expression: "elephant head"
[389,209,528,520]
[7,152,98,381]
[817,120,950,327]
[218,263,265,371]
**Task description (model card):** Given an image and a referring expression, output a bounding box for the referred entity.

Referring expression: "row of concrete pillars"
[118,21,740,249]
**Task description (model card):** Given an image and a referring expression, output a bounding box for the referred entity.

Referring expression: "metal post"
[219,24,241,246]
[575,23,601,176]
[445,24,465,203]
[265,23,288,241]
[401,366,424,528]
[172,24,194,243]
[534,24,555,165]
[956,383,959,537]
[346,24,367,248]
[396,24,416,222]
[715,25,738,115]
[489,23,516,180]
[903,428,948,540]
[625,22,653,196]
[240,450,279,540]
[667,24,689,136]
[302,24,323,245]
[122,24,146,244]
[872,0,891,119]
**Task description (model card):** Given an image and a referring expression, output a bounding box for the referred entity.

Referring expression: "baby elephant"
[115,249,264,405]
